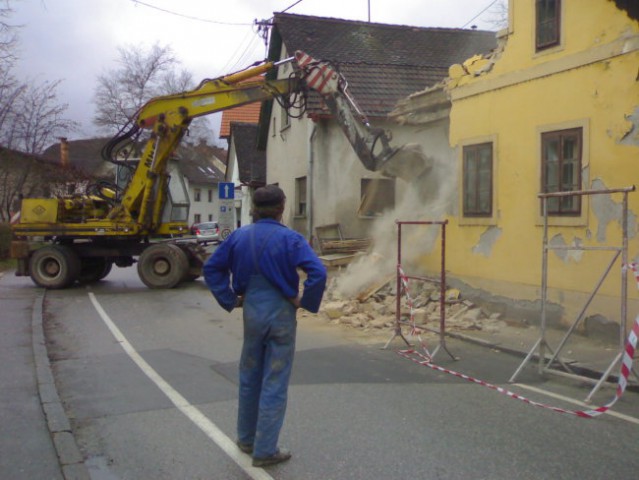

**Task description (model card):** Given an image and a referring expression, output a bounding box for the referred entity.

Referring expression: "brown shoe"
[236,441,253,454]
[252,448,292,467]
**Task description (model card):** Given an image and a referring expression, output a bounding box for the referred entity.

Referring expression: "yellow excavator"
[11,51,428,289]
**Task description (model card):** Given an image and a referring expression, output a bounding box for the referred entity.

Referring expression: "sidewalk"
[444,318,629,388]
[0,272,89,480]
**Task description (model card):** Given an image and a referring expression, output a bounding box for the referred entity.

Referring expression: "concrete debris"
[310,276,508,335]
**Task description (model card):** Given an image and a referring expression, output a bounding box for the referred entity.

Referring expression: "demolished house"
[258,13,497,242]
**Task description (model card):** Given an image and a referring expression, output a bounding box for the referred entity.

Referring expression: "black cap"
[253,185,286,207]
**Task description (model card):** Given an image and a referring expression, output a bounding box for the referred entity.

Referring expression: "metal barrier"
[383,220,455,361]
[509,186,638,402]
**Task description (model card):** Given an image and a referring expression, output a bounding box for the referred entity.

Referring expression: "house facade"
[179,147,227,227]
[260,13,496,242]
[399,0,639,331]
[219,99,265,230]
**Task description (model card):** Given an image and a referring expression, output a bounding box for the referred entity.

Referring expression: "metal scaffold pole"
[509,186,638,402]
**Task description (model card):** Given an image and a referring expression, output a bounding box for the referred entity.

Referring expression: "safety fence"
[383,220,455,361]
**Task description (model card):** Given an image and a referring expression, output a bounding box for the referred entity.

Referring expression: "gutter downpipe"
[308,121,317,246]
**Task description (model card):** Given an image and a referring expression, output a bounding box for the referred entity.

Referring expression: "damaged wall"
[612,0,639,21]
[413,0,639,328]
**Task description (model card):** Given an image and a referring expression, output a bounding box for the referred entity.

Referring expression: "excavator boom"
[11,50,428,290]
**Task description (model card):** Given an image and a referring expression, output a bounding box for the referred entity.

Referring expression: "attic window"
[536,0,561,51]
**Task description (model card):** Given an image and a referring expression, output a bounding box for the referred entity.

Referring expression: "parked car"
[191,221,220,243]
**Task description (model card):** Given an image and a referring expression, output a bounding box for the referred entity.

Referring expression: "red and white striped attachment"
[294,50,340,95]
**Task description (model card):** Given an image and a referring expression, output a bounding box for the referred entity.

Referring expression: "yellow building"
[404,1,639,334]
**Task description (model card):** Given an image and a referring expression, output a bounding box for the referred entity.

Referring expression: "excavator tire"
[78,257,113,284]
[29,245,81,289]
[137,243,188,289]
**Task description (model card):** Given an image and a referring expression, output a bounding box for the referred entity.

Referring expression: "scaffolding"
[509,186,638,402]
[383,220,455,361]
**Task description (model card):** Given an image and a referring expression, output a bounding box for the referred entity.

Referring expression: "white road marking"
[88,292,274,480]
[513,383,639,425]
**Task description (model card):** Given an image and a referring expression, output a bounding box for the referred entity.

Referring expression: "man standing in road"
[203,184,327,468]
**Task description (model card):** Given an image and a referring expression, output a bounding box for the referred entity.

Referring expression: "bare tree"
[93,43,180,130]
[9,80,77,153]
[0,1,79,221]
[0,0,18,68]
[486,0,509,31]
[93,42,213,145]
[0,0,77,154]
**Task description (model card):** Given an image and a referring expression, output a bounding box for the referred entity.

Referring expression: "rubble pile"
[310,275,508,335]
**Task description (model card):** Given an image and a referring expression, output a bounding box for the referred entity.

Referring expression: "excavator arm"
[107,51,426,231]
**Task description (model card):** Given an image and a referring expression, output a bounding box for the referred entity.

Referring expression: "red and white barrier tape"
[396,263,639,418]
[627,262,639,289]
[398,265,431,360]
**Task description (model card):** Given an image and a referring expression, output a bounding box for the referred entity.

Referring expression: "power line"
[130,0,253,26]
[281,0,305,14]
[461,0,500,28]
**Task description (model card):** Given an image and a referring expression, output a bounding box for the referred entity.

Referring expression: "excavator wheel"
[137,243,188,289]
[29,245,81,289]
[78,257,113,284]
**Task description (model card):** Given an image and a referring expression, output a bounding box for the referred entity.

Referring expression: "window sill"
[535,215,587,228]
[459,216,498,227]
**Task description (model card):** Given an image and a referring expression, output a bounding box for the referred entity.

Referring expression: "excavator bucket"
[376,143,432,181]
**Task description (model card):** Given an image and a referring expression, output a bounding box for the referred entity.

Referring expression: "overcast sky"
[12,0,504,142]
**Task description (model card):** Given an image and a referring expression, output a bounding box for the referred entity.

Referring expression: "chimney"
[59,137,69,167]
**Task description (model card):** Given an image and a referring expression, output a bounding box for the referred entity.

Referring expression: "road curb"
[32,290,91,480]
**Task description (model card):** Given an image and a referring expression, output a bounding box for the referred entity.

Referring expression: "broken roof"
[267,13,498,117]
[230,122,266,187]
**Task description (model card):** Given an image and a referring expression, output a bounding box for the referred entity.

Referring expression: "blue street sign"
[219,182,235,199]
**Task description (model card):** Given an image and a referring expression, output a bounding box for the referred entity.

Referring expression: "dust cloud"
[334,153,456,298]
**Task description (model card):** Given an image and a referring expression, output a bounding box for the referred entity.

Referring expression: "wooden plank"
[356,273,395,302]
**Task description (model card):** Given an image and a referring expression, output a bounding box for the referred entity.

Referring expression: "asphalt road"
[41,266,639,480]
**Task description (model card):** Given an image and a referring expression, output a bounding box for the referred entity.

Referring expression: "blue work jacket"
[203,219,327,313]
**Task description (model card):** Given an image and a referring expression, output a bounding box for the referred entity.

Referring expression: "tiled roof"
[220,103,261,138]
[268,13,497,117]
[219,75,263,138]
[230,122,265,186]
[41,137,227,184]
[179,156,225,186]
[41,137,112,177]
[177,143,227,185]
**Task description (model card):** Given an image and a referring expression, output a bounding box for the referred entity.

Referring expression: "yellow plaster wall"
[493,0,639,76]
[422,0,639,325]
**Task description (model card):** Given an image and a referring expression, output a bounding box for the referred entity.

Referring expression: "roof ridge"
[273,12,495,34]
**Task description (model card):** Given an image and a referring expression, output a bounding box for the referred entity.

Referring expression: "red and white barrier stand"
[383,220,455,362]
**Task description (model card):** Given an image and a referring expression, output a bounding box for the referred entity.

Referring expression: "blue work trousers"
[237,275,297,458]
